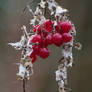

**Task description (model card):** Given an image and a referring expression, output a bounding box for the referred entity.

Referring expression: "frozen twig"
[9,0,81,92]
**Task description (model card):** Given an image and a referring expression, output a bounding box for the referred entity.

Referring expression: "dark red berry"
[39,48,50,58]
[38,39,48,48]
[52,33,63,46]
[42,30,48,38]
[62,33,72,42]
[60,21,72,33]
[55,25,63,34]
[33,45,40,55]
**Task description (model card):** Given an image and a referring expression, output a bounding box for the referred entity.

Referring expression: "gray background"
[0,0,92,92]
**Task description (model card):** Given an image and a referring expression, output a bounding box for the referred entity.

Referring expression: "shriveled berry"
[39,48,50,58]
[45,33,53,45]
[62,33,72,42]
[52,33,63,46]
[60,21,72,33]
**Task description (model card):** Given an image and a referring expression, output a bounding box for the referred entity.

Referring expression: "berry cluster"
[30,19,72,63]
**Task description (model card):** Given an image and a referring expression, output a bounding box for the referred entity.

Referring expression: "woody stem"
[23,79,26,92]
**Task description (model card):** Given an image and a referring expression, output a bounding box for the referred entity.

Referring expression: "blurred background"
[0,0,92,92]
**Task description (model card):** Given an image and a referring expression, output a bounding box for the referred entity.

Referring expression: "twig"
[23,79,26,92]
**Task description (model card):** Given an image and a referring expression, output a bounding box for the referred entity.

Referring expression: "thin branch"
[23,79,26,92]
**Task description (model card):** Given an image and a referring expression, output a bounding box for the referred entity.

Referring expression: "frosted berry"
[52,33,63,46]
[60,21,72,33]
[39,48,50,58]
[62,33,72,42]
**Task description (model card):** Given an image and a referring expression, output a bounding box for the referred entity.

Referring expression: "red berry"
[53,33,63,46]
[62,33,72,42]
[58,21,62,25]
[30,51,36,58]
[39,40,48,48]
[44,25,53,32]
[42,30,48,38]
[39,48,50,58]
[45,33,53,45]
[55,25,63,34]
[33,24,41,33]
[55,25,60,32]
[32,56,37,63]
[60,21,72,33]
[43,20,54,26]
[30,35,36,42]
[33,45,40,55]
[43,20,54,32]
[30,51,38,63]
[30,55,37,63]
[31,34,42,44]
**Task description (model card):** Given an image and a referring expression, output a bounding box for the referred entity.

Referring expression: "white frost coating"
[25,48,33,58]
[55,6,67,17]
[56,70,62,81]
[30,18,36,26]
[17,64,26,79]
[62,49,72,59]
[35,6,42,15]
[8,36,25,50]
[47,0,67,16]
[29,6,46,26]
[39,0,46,8]
[17,62,33,80]
[54,21,57,26]
[39,16,46,24]
[21,25,30,39]
[59,80,64,88]
[47,0,57,15]
[9,24,34,80]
